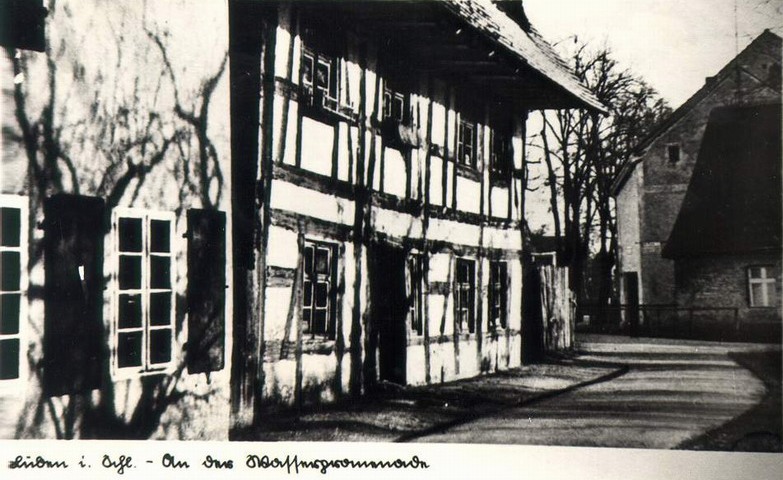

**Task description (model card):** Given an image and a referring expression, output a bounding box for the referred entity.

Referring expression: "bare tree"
[533,43,670,306]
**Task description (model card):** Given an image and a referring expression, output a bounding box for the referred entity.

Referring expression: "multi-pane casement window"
[302,239,337,339]
[113,209,175,373]
[0,196,26,382]
[454,258,476,333]
[748,266,777,307]
[488,261,508,330]
[407,253,424,336]
[301,47,339,112]
[383,86,407,124]
[457,119,477,168]
[490,131,512,180]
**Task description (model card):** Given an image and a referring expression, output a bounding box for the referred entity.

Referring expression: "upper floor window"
[748,266,777,307]
[383,84,413,126]
[113,209,175,373]
[488,261,508,330]
[490,130,512,180]
[0,196,26,382]
[457,119,477,168]
[667,144,680,165]
[301,47,339,112]
[302,239,337,339]
[455,258,476,333]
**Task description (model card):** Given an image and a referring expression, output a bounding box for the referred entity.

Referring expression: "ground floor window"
[113,209,175,373]
[488,261,508,330]
[407,253,423,336]
[0,196,26,381]
[748,265,777,307]
[302,239,337,339]
[455,258,475,333]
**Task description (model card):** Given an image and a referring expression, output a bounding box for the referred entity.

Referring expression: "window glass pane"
[150,256,171,289]
[0,338,19,380]
[315,247,330,274]
[0,293,20,335]
[749,266,762,279]
[383,91,391,118]
[0,207,21,247]
[316,282,328,308]
[118,293,142,329]
[751,283,765,306]
[150,220,170,253]
[149,292,171,326]
[117,331,142,368]
[392,95,404,121]
[1,252,20,291]
[314,309,327,334]
[316,59,330,91]
[303,280,312,307]
[457,262,468,282]
[119,218,143,252]
[302,53,314,85]
[304,246,314,275]
[149,329,172,365]
[302,308,312,331]
[119,255,142,290]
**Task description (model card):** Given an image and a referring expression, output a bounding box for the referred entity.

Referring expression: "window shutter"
[43,194,106,397]
[186,209,226,374]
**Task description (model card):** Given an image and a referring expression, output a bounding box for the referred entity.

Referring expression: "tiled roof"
[662,103,782,259]
[438,0,606,113]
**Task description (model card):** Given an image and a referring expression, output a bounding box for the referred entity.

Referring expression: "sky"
[521,0,782,235]
[525,0,783,107]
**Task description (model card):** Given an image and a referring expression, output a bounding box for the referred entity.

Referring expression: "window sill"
[378,118,421,149]
[301,337,336,355]
[300,90,357,126]
[456,163,481,182]
[489,174,510,188]
[0,378,25,397]
[112,364,176,381]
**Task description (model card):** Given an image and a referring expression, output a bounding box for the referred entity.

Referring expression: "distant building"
[612,30,781,315]
[663,103,781,333]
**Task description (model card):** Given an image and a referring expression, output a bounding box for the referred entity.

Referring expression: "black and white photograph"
[0,0,781,477]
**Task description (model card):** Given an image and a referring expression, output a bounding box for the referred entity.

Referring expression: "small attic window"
[667,144,680,165]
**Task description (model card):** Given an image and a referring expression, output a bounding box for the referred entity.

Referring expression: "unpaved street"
[417,336,777,449]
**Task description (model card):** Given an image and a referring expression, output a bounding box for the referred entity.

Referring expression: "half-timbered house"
[228,0,604,420]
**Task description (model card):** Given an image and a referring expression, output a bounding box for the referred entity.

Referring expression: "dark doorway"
[369,242,408,385]
[624,272,640,337]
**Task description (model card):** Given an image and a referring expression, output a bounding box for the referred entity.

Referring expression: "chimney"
[492,0,531,32]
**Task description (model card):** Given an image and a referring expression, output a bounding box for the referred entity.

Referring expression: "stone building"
[663,103,781,337]
[612,30,781,314]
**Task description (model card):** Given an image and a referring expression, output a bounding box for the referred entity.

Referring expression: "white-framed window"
[112,208,175,374]
[490,130,512,180]
[0,195,27,384]
[455,258,476,333]
[383,87,407,124]
[457,119,476,168]
[748,265,777,307]
[488,261,508,330]
[302,239,337,339]
[301,47,339,112]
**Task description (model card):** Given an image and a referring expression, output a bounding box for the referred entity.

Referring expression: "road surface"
[417,336,774,449]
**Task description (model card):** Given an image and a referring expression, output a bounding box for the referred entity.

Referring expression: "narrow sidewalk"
[243,355,626,442]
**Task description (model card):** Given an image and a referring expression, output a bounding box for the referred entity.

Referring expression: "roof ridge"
[633,29,781,153]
